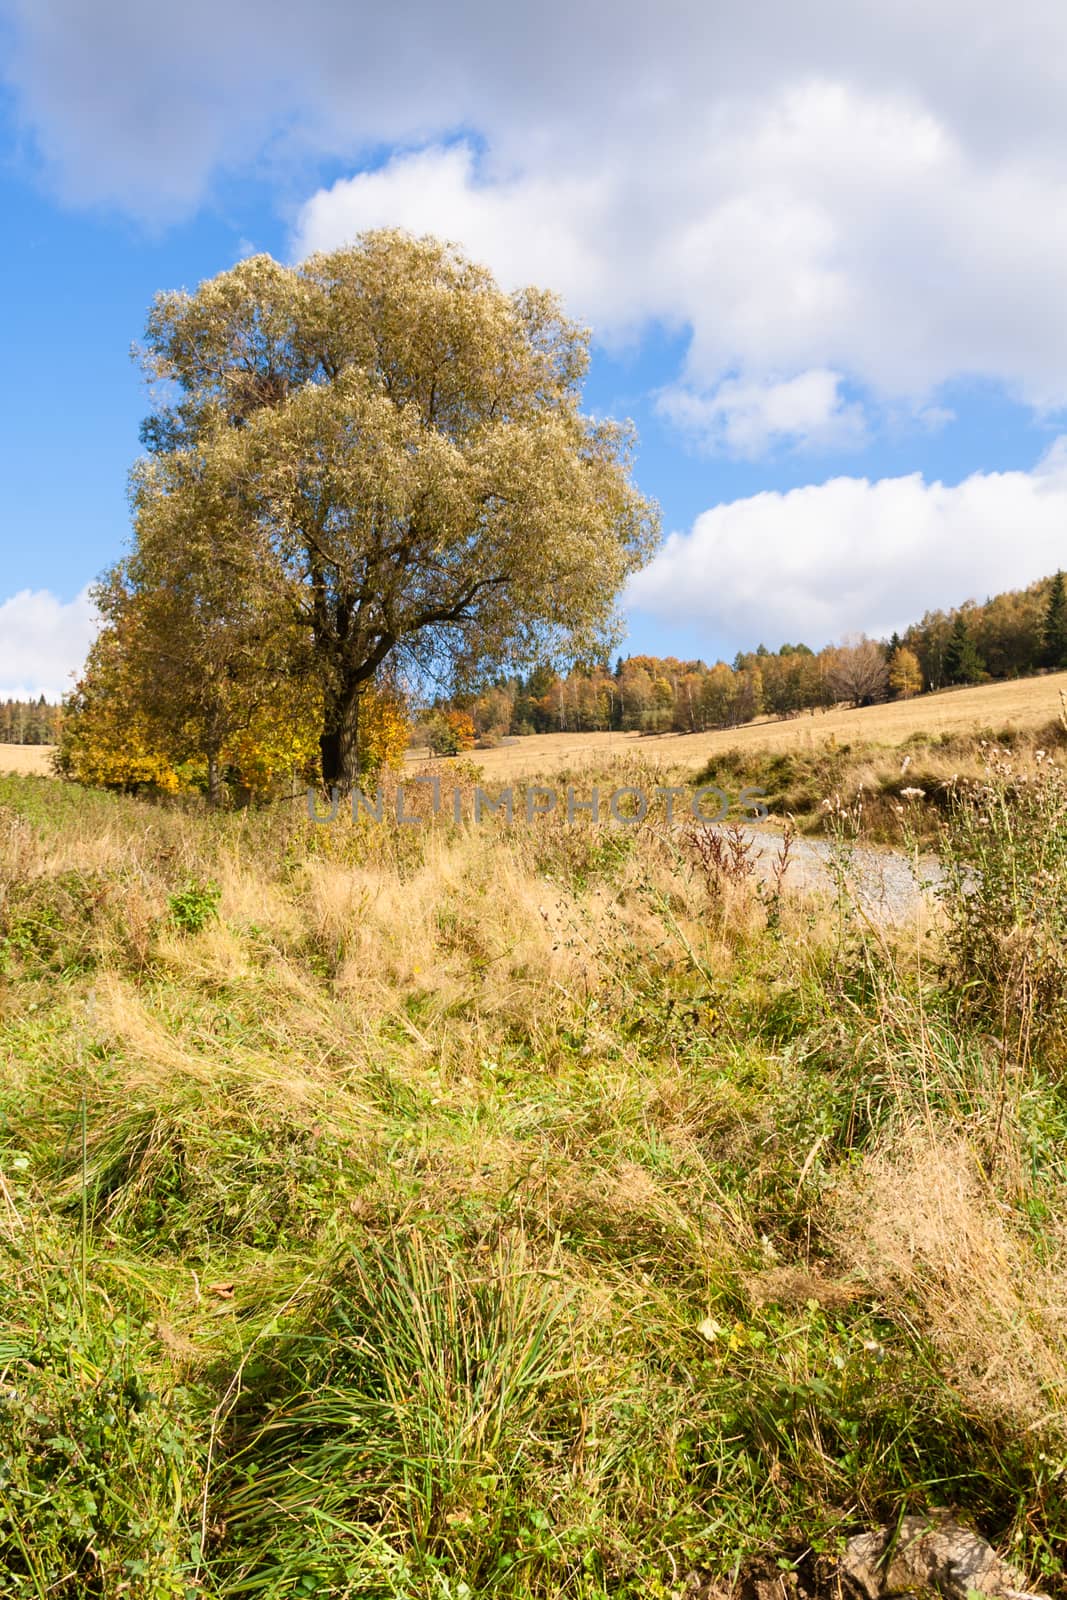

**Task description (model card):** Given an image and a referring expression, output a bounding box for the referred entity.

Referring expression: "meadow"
[3,724,1067,1598]
[6,666,1067,790]
[0,745,56,777]
[453,669,1067,779]
[434,671,1067,845]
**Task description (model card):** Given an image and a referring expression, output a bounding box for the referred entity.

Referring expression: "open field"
[3,763,1067,1596]
[0,742,54,776]
[459,670,1067,780]
[6,673,1067,792]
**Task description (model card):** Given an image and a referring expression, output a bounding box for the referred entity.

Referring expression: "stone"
[839,1511,1043,1600]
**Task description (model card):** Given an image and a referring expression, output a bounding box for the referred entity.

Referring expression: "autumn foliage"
[58,621,409,799]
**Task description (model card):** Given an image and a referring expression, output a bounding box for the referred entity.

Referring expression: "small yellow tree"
[357,683,412,776]
[57,610,181,792]
[60,635,406,798]
[889,645,923,699]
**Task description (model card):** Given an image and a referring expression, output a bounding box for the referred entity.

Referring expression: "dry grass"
[0,742,54,776]
[8,672,1067,792]
[445,670,1067,780]
[830,1127,1067,1435]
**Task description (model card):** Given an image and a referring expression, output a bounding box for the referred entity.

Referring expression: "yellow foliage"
[441,709,477,752]
[359,684,411,776]
[61,618,409,798]
[889,646,924,700]
[58,628,181,792]
[225,679,323,795]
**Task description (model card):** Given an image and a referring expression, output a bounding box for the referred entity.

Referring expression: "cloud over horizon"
[5,443,1067,696]
[0,587,98,701]
[4,0,1067,682]
[626,439,1067,654]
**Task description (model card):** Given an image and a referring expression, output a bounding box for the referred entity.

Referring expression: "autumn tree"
[889,645,923,699]
[115,458,307,803]
[0,699,61,745]
[419,707,476,756]
[64,456,326,798]
[57,616,182,792]
[826,637,889,705]
[471,683,516,738]
[135,232,659,790]
[677,670,705,731]
[972,586,1043,677]
[701,662,736,728]
[909,610,952,690]
[619,663,654,730]
[60,570,324,799]
[732,663,764,723]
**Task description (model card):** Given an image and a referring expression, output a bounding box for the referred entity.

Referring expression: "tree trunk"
[207,750,222,809]
[320,681,361,792]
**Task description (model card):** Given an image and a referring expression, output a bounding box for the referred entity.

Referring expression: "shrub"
[419,709,477,756]
[166,879,221,935]
[938,746,1067,1059]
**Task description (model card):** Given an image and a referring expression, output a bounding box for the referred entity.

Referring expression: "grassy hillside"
[2,755,1067,1597]
[460,670,1067,779]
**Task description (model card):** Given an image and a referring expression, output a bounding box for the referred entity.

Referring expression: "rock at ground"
[839,1511,1042,1600]
[681,1513,1045,1600]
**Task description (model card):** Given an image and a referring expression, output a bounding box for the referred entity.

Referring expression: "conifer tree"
[1042,570,1067,669]
[944,614,985,685]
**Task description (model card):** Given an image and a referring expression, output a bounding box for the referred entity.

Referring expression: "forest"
[447,569,1067,740]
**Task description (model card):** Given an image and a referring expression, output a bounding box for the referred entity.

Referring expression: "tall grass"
[1,764,1067,1595]
[695,716,1067,841]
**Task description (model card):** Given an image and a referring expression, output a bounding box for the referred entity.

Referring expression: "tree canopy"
[125,231,659,788]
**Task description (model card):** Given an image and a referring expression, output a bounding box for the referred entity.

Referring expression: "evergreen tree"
[944,614,985,685]
[1042,570,1067,669]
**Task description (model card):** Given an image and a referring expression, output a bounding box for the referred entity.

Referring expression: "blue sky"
[2,0,1067,696]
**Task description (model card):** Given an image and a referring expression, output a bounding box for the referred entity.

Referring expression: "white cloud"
[625,439,1067,652]
[656,369,868,457]
[8,1,1067,450]
[295,143,628,330]
[0,587,98,700]
[292,81,1067,435]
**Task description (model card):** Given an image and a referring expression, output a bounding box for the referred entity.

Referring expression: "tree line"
[0,698,62,745]
[451,571,1067,740]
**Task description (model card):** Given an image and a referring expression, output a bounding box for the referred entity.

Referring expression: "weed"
[939,746,1067,1063]
[167,879,222,936]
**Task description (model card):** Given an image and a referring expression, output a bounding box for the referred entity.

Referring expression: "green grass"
[2,770,1067,1596]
